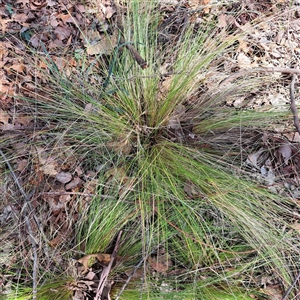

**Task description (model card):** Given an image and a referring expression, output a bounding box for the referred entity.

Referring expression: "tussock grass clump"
[10,0,299,299]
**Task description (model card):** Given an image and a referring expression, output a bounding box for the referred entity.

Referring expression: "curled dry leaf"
[283,132,300,143]
[35,146,59,176]
[100,3,116,19]
[41,162,59,176]
[65,176,83,190]
[246,148,265,169]
[54,26,72,41]
[276,143,292,165]
[73,290,86,300]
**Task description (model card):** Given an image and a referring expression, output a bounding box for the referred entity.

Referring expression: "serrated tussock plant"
[16,0,299,298]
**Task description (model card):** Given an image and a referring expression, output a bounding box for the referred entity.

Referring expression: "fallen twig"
[263,67,300,75]
[282,270,300,300]
[114,253,145,300]
[289,74,300,135]
[94,230,123,300]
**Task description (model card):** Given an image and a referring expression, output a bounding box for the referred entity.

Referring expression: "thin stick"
[115,253,145,300]
[282,271,300,300]
[263,67,300,75]
[94,230,123,300]
[289,74,300,135]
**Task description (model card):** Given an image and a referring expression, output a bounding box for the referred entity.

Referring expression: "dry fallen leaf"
[35,146,59,176]
[7,62,26,73]
[77,253,112,274]
[237,52,252,69]
[238,39,249,53]
[56,13,73,24]
[276,143,292,165]
[65,176,83,190]
[56,171,73,184]
[217,14,227,28]
[100,3,116,19]
[0,109,12,130]
[283,132,300,143]
[246,148,265,168]
[54,26,72,41]
[86,34,118,55]
[148,252,173,274]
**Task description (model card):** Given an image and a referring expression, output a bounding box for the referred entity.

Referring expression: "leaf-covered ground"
[1,0,300,299]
